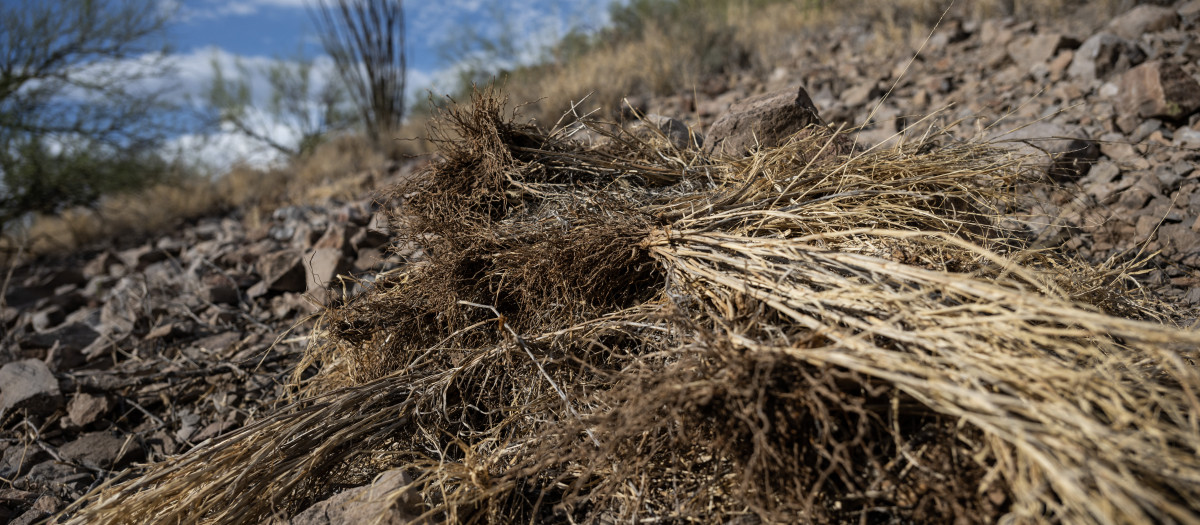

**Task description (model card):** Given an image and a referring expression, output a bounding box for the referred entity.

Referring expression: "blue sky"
[168,0,615,100]
[152,0,618,167]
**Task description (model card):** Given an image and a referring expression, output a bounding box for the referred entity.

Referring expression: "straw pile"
[70,89,1200,524]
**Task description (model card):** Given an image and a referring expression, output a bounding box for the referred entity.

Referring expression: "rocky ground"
[3,2,1200,523]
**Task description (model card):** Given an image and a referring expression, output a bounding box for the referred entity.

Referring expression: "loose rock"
[0,359,63,418]
[1118,61,1200,122]
[703,86,825,157]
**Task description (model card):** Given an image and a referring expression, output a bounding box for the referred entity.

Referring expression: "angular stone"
[350,227,390,251]
[313,224,356,253]
[199,273,241,305]
[1007,33,1078,72]
[1181,1,1200,25]
[290,469,425,525]
[630,114,701,151]
[118,245,168,271]
[256,250,308,293]
[1118,61,1200,122]
[1068,33,1146,85]
[303,248,352,304]
[0,443,49,479]
[144,321,189,341]
[841,80,881,107]
[353,247,386,272]
[11,494,63,525]
[31,306,66,332]
[992,122,1100,180]
[203,284,240,305]
[66,393,111,428]
[58,430,145,470]
[703,85,824,157]
[101,276,146,335]
[1174,126,1200,149]
[1108,5,1179,40]
[0,489,38,523]
[24,460,88,488]
[83,251,123,279]
[0,359,62,418]
[24,322,99,353]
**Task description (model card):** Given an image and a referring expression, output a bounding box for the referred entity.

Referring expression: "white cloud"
[166,124,286,172]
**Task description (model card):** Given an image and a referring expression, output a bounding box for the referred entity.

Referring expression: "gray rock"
[702,86,825,157]
[1067,33,1146,85]
[58,430,145,471]
[0,359,63,418]
[1108,5,1179,40]
[1131,118,1164,143]
[991,122,1100,180]
[1118,60,1200,122]
[23,323,99,354]
[1174,126,1200,149]
[24,459,88,487]
[630,114,701,151]
[290,469,426,525]
[101,276,146,335]
[0,443,49,479]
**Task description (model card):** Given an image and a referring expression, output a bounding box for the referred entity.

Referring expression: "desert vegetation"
[3,0,1200,524]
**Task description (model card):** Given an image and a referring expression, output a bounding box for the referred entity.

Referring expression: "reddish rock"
[10,494,61,525]
[256,250,308,294]
[66,393,110,428]
[1118,61,1200,122]
[303,248,352,304]
[1006,33,1078,72]
[313,224,356,253]
[702,86,825,157]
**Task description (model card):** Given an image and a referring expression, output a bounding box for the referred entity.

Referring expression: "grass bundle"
[69,89,1200,524]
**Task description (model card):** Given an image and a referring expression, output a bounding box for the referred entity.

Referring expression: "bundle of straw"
[70,89,1200,524]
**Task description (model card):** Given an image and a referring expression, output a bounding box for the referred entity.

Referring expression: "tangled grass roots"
[73,89,1200,524]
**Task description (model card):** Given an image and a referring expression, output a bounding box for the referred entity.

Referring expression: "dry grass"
[2,129,429,262]
[65,89,1200,525]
